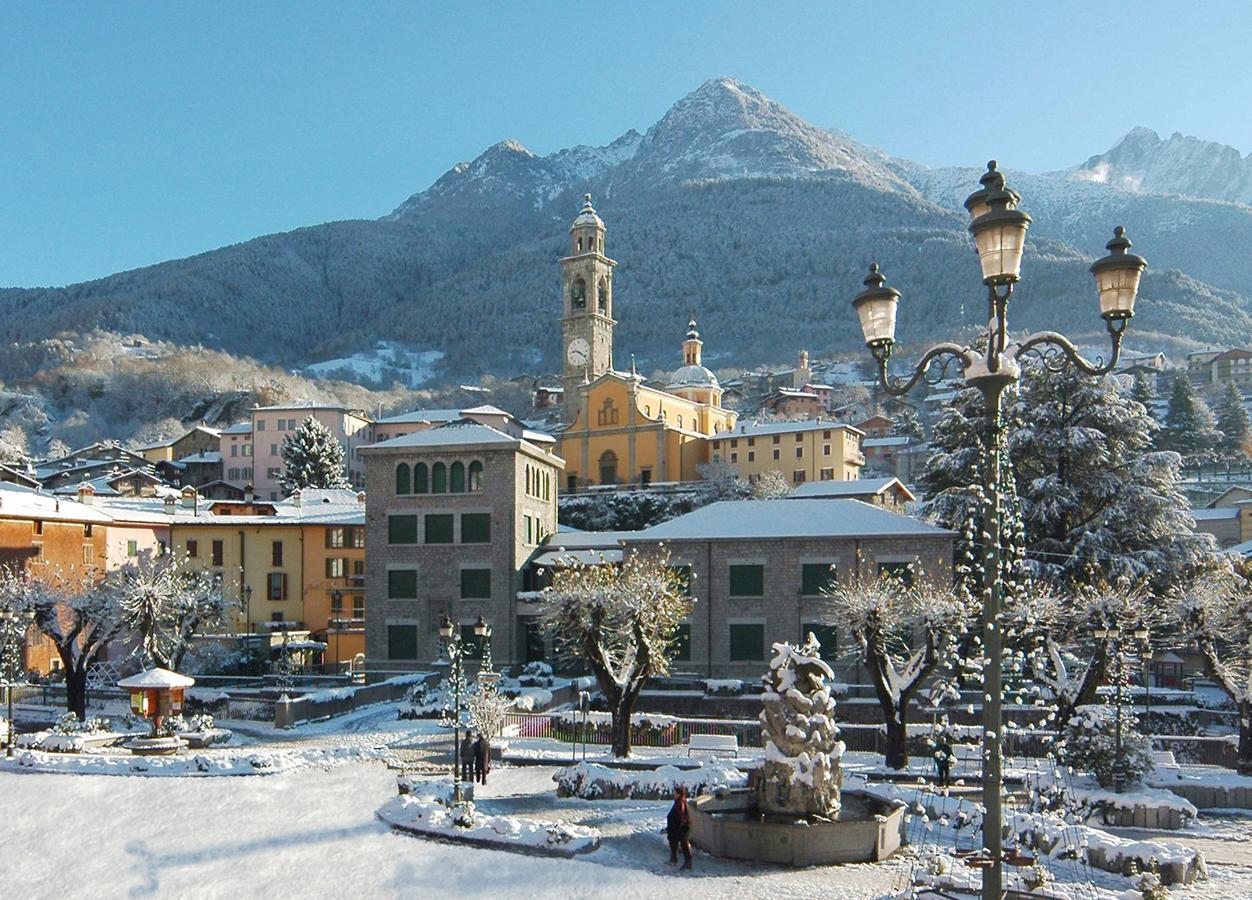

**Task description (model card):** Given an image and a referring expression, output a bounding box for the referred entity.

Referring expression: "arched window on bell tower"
[571,276,587,310]
[597,277,609,314]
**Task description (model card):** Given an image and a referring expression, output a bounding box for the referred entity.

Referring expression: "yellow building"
[555,195,737,488]
[707,419,865,485]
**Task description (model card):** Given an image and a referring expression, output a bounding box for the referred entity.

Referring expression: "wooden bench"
[687,734,739,758]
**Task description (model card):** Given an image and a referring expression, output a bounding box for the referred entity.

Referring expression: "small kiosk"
[118,668,196,755]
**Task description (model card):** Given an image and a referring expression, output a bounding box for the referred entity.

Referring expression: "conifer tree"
[279,415,351,495]
[1217,380,1251,459]
[1130,373,1157,422]
[1162,374,1222,462]
[890,407,926,442]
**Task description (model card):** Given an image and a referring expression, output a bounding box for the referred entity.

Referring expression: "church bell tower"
[560,194,616,423]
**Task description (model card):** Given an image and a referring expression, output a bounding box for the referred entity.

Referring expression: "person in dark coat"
[473,731,491,785]
[459,732,476,784]
[665,785,693,869]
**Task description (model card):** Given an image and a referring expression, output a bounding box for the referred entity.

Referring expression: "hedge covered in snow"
[553,760,746,800]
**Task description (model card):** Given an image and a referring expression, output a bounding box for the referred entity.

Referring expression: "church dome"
[571,193,604,229]
[668,364,720,390]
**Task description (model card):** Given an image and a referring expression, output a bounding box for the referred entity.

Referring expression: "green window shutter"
[728,564,764,597]
[801,623,838,660]
[460,568,491,599]
[414,463,428,494]
[671,565,693,595]
[387,625,418,660]
[877,561,914,586]
[461,513,491,544]
[388,569,418,599]
[425,514,454,544]
[673,623,692,661]
[431,462,447,493]
[450,461,466,493]
[388,515,418,545]
[729,624,764,661]
[395,463,410,495]
[801,563,836,596]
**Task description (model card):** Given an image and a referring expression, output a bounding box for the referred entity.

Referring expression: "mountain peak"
[1069,126,1252,203]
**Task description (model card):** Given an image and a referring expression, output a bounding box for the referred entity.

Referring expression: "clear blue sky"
[3,1,1249,288]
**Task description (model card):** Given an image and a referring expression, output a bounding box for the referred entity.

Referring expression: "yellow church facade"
[554,197,737,489]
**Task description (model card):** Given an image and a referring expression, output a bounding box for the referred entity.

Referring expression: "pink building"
[250,405,373,500]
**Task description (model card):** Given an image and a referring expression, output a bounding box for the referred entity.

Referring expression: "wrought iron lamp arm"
[1013,322,1126,377]
[873,342,974,398]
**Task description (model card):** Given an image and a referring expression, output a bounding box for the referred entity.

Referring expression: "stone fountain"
[689,634,906,866]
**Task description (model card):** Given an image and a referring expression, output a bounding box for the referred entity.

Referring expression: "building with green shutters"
[360,417,563,671]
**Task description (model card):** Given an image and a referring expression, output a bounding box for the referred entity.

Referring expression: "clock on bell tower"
[560,194,616,422]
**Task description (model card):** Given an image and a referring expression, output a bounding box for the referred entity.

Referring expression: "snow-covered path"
[4,761,905,899]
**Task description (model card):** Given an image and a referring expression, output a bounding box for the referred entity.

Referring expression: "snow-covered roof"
[365,421,561,463]
[571,194,604,229]
[631,498,954,542]
[1190,507,1239,521]
[1226,538,1252,556]
[714,419,863,439]
[0,481,113,524]
[540,530,637,551]
[117,668,195,689]
[790,477,915,502]
[533,547,624,567]
[667,364,719,390]
[95,491,365,527]
[220,422,253,435]
[863,436,911,448]
[375,408,465,426]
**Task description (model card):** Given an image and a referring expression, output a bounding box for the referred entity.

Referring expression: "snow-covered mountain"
[1065,127,1252,205]
[3,77,1252,388]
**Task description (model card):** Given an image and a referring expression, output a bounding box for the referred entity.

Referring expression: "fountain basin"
[690,788,906,866]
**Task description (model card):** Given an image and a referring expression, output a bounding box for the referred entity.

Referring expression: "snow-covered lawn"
[4,761,907,899]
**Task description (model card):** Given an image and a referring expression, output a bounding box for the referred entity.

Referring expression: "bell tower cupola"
[683,317,703,366]
[560,193,617,423]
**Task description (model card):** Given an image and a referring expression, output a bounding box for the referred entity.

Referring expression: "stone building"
[361,419,563,670]
[623,498,954,679]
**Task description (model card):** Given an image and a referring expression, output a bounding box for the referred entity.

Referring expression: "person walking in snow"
[665,785,693,870]
[459,732,475,784]
[473,731,491,785]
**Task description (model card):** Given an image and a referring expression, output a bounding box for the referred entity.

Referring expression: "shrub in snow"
[522,661,553,680]
[1020,860,1054,891]
[702,678,744,696]
[1135,859,1169,900]
[554,761,746,800]
[754,633,844,818]
[1059,705,1154,790]
[399,681,446,719]
[50,713,111,735]
[449,800,476,828]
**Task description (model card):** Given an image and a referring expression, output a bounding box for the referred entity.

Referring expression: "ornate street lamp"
[851,160,1147,900]
[437,614,491,802]
[1091,621,1152,794]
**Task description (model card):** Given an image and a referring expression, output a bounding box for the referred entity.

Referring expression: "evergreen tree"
[922,363,1217,595]
[279,415,351,495]
[1217,380,1252,458]
[1162,374,1222,461]
[1130,373,1157,422]
[890,407,925,442]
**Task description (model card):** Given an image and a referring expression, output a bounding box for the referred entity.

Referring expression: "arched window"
[597,277,609,313]
[677,415,683,428]
[414,462,428,494]
[577,237,583,252]
[450,461,466,493]
[571,276,587,309]
[468,460,483,491]
[432,462,447,493]
[525,466,532,496]
[395,463,410,495]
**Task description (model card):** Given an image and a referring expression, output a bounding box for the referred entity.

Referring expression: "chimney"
[163,495,176,515]
[181,486,198,509]
[291,489,302,508]
[356,491,366,504]
[76,483,95,506]
[245,482,256,503]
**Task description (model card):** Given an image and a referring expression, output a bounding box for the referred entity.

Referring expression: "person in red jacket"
[665,785,692,870]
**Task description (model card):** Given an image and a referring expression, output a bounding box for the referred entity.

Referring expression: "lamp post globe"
[473,616,490,639]
[851,263,901,355]
[1091,227,1147,322]
[438,615,455,641]
[966,161,1032,286]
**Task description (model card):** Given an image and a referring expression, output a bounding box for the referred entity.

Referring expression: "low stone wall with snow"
[553,760,746,800]
[277,672,436,727]
[6,746,393,777]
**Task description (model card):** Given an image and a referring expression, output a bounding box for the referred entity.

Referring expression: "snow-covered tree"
[890,407,925,442]
[541,546,692,757]
[1011,363,1213,591]
[756,633,844,818]
[824,570,968,769]
[0,567,124,719]
[1162,373,1221,462]
[1010,579,1156,734]
[1217,380,1252,459]
[926,363,1216,595]
[749,469,794,499]
[1175,563,1252,772]
[1058,704,1153,789]
[1129,373,1157,423]
[113,553,233,671]
[279,415,350,495]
